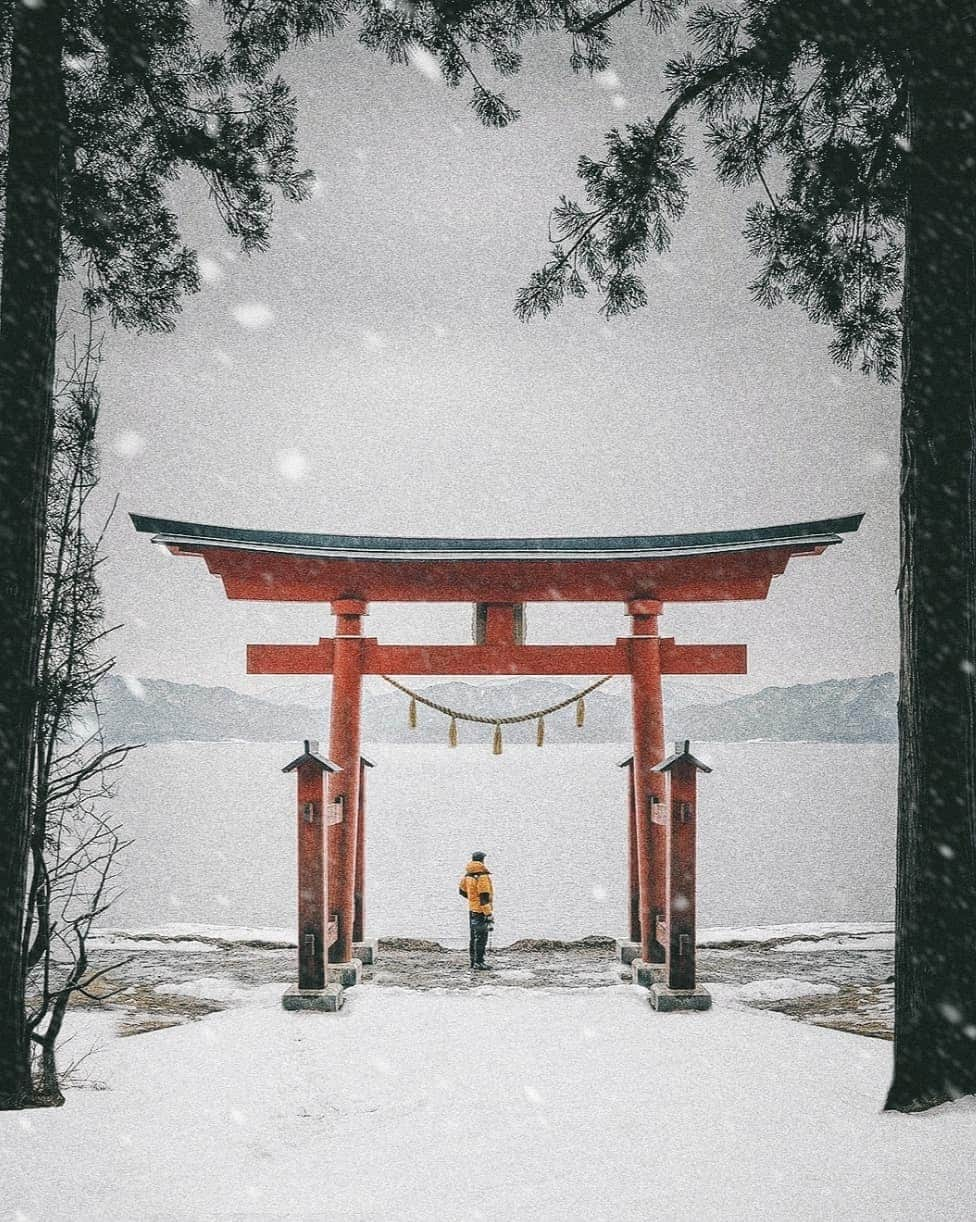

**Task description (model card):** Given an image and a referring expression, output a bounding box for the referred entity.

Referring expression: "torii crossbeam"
[133,512,862,988]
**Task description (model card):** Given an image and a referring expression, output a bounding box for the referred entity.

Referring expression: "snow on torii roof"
[131,512,863,603]
[132,513,862,561]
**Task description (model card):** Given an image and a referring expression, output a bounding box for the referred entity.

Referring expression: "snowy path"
[2,979,974,1222]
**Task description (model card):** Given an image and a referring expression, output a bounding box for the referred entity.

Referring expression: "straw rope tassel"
[378,674,612,753]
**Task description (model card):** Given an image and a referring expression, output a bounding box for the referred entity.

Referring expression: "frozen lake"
[109,741,896,946]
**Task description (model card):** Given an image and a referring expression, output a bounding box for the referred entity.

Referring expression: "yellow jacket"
[458,861,493,915]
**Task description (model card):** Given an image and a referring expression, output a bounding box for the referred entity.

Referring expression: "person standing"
[458,851,493,970]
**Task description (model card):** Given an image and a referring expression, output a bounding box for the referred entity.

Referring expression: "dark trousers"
[469,913,490,966]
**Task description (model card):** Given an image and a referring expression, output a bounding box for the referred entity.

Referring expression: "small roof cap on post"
[652,739,713,774]
[360,754,376,768]
[617,754,634,768]
[282,739,342,774]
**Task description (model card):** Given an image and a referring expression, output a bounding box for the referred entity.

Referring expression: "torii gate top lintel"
[132,512,862,604]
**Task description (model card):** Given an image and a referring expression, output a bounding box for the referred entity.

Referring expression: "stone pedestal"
[353,939,378,966]
[649,984,712,1012]
[282,984,345,1012]
[630,958,666,988]
[326,959,362,988]
[616,939,640,966]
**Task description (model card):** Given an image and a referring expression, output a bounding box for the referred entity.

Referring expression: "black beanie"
[471,851,486,862]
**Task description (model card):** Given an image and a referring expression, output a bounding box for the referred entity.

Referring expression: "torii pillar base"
[353,939,378,966]
[649,984,712,1012]
[282,984,345,1012]
[616,939,641,966]
[326,959,363,988]
[631,958,666,988]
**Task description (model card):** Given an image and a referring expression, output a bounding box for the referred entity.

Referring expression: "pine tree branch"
[569,0,641,36]
[657,49,759,140]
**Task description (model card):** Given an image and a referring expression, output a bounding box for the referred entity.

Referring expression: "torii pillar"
[616,755,642,966]
[353,755,377,965]
[326,599,367,985]
[629,599,668,964]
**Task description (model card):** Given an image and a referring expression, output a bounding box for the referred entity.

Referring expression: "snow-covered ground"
[3,946,973,1222]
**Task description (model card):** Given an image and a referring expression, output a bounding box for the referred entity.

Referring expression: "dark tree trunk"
[887,19,976,1112]
[0,1,63,1108]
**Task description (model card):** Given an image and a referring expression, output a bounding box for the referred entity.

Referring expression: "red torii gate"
[132,512,861,1007]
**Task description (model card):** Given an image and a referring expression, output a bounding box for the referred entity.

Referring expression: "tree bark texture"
[887,18,976,1111]
[0,1,64,1108]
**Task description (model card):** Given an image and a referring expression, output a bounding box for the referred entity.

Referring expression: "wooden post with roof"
[650,739,713,1010]
[281,739,344,1011]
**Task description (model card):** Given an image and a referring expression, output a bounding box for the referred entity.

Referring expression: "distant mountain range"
[98,672,898,747]
[669,673,897,744]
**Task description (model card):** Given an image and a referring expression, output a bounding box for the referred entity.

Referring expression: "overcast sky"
[91,15,900,698]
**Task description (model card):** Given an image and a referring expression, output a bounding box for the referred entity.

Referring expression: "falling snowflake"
[232,302,274,329]
[591,884,608,901]
[112,430,145,458]
[362,330,386,352]
[612,95,628,110]
[122,675,146,700]
[408,45,442,81]
[213,348,233,368]
[594,69,621,91]
[199,256,223,284]
[277,449,308,481]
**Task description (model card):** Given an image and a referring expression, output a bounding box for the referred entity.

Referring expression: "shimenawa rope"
[379,674,613,753]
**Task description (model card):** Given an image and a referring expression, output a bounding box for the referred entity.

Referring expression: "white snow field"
[3,979,974,1222]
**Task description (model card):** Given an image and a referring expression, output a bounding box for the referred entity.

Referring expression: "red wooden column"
[282,741,340,991]
[618,756,641,944]
[651,740,712,1010]
[327,599,367,965]
[629,599,668,963]
[353,755,374,944]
